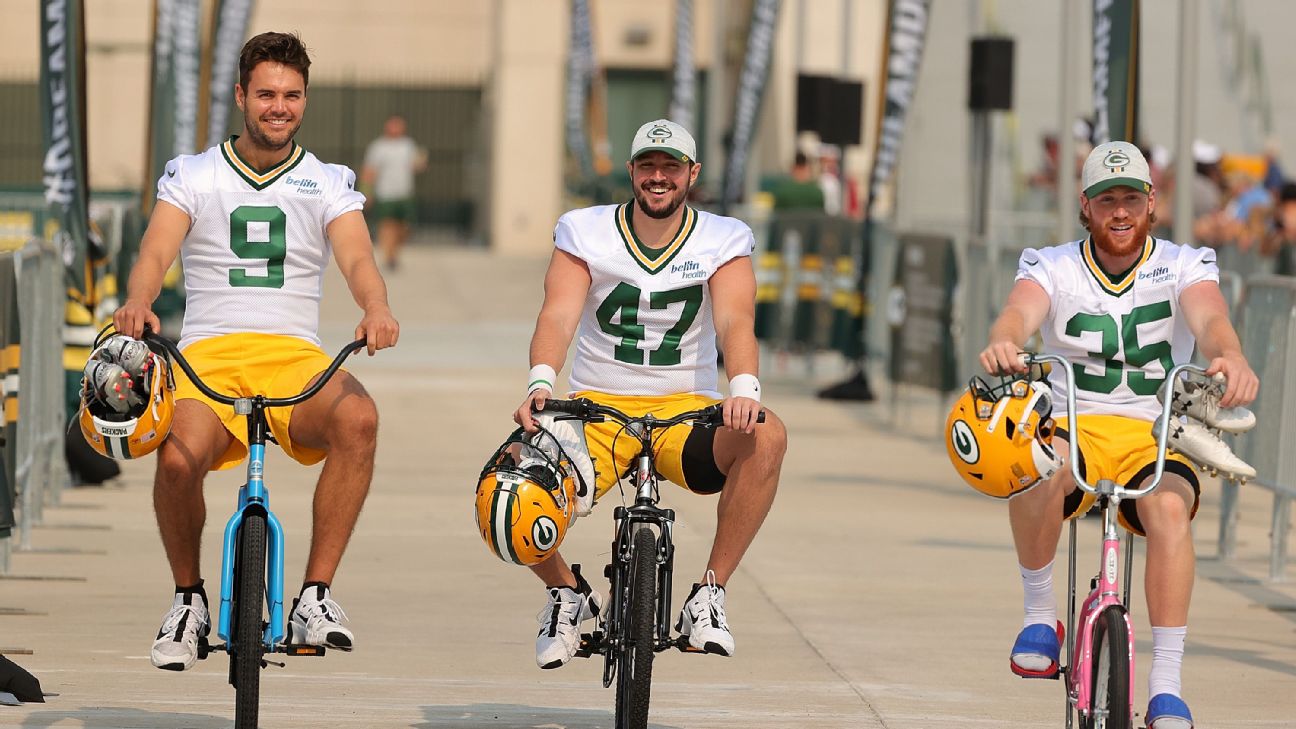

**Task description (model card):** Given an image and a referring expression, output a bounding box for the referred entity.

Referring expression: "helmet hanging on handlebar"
[945,374,1061,499]
[474,427,584,566]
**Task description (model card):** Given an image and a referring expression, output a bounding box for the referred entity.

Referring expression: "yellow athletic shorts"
[1057,414,1200,536]
[573,391,723,501]
[172,333,338,472]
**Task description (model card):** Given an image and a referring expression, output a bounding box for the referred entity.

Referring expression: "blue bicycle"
[144,330,364,729]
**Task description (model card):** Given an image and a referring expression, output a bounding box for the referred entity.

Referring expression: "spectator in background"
[1266,182,1296,276]
[1191,140,1230,246]
[818,145,842,216]
[768,151,826,211]
[362,115,427,271]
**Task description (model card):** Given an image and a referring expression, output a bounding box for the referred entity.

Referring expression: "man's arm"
[113,200,189,338]
[981,279,1051,375]
[513,248,590,431]
[710,255,762,433]
[1179,280,1258,407]
[327,210,399,355]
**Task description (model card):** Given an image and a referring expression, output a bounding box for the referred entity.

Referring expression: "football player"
[980,141,1258,728]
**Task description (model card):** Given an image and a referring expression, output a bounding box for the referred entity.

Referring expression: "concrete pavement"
[2,245,1294,728]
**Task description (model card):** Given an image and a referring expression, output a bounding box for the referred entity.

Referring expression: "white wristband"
[729,374,761,402]
[527,364,557,395]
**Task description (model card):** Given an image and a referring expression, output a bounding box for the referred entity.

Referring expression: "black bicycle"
[145,330,365,729]
[539,398,764,729]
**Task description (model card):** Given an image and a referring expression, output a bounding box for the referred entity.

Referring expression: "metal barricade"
[1220,276,1296,580]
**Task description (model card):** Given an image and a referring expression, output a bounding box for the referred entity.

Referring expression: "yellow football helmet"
[475,427,585,566]
[945,375,1061,499]
[79,334,175,460]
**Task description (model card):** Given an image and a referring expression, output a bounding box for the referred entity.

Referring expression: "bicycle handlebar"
[540,398,766,431]
[143,331,366,408]
[1025,352,1207,500]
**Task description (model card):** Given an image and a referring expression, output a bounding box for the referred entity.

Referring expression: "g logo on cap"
[1103,151,1131,170]
[648,125,672,140]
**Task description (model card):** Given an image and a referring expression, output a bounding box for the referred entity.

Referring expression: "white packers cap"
[630,119,697,164]
[1082,141,1152,197]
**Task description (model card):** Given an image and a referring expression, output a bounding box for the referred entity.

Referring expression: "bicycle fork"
[217,443,287,649]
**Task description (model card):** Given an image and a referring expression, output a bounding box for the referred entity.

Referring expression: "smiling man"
[979,141,1258,728]
[507,119,787,670]
[115,31,398,671]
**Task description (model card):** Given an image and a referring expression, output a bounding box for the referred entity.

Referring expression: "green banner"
[1092,0,1140,143]
[144,0,204,212]
[204,0,255,150]
[39,0,92,305]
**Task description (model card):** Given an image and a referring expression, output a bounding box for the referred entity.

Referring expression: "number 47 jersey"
[556,202,755,398]
[1016,236,1218,422]
[157,138,365,350]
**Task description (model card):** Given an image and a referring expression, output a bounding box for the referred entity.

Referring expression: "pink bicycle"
[1025,353,1208,729]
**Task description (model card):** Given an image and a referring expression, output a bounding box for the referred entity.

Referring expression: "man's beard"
[243,112,301,153]
[1092,215,1150,258]
[634,180,689,220]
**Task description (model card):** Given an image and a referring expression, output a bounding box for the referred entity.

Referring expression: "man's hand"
[1205,352,1259,408]
[723,396,762,434]
[355,305,399,355]
[513,389,549,434]
[113,299,161,339]
[980,340,1027,376]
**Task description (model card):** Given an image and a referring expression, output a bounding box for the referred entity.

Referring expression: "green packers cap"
[630,119,697,164]
[1082,140,1153,197]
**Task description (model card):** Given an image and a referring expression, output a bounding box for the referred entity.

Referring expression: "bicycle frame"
[1030,354,1206,727]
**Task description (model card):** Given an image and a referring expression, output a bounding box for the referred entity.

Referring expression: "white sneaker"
[535,584,603,669]
[150,590,210,671]
[1159,372,1255,433]
[676,572,734,656]
[288,584,354,651]
[1153,417,1257,479]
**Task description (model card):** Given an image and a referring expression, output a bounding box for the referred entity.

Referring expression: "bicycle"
[144,330,366,729]
[1023,353,1213,729]
[537,397,764,729]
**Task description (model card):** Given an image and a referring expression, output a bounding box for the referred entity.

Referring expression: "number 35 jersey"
[556,202,755,398]
[1016,236,1218,422]
[157,137,365,349]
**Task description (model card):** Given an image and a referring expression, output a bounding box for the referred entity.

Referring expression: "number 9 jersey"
[556,202,755,398]
[157,137,365,350]
[1017,236,1218,421]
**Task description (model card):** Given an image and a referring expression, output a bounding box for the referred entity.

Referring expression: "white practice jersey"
[158,137,364,349]
[556,202,755,397]
[1016,236,1218,422]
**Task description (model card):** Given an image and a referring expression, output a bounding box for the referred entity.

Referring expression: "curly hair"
[238,31,311,90]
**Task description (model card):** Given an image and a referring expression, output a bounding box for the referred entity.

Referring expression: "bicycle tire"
[233,511,267,729]
[1083,606,1131,729]
[614,524,657,729]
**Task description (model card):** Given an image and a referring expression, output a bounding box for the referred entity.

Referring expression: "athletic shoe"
[1147,693,1193,729]
[97,335,152,379]
[82,360,139,414]
[1152,416,1257,479]
[535,578,603,669]
[287,584,353,650]
[150,589,210,671]
[676,572,734,656]
[1010,621,1063,679]
[1158,373,1255,433]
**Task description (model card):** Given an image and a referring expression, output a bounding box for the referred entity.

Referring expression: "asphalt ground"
[2,245,1294,728]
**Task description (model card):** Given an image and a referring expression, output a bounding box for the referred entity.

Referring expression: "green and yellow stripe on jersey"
[220,136,305,191]
[1081,235,1154,296]
[615,201,698,274]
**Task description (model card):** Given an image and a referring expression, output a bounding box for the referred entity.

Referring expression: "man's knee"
[1137,490,1193,533]
[758,411,788,461]
[155,439,210,486]
[329,395,379,450]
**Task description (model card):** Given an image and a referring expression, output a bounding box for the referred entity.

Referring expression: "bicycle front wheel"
[614,523,658,729]
[1083,606,1131,729]
[233,511,267,729]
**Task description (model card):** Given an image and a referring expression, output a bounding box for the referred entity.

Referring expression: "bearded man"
[978,141,1258,728]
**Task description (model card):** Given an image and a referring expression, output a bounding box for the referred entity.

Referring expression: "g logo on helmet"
[950,419,980,464]
[944,376,1061,500]
[474,427,580,566]
[532,516,559,551]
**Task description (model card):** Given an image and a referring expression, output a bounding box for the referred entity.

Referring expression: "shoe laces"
[299,595,348,626]
[537,587,584,627]
[159,603,208,639]
[692,570,728,629]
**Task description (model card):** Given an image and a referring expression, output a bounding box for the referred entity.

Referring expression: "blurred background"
[3,0,1296,575]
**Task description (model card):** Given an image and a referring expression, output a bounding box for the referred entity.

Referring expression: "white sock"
[1148,626,1187,698]
[1020,562,1056,628]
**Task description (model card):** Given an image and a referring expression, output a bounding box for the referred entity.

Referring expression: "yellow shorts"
[1058,414,1200,536]
[574,391,724,501]
[172,333,338,472]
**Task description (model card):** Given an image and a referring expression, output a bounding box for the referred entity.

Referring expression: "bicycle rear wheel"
[614,523,657,729]
[1083,606,1131,729]
[233,511,267,729]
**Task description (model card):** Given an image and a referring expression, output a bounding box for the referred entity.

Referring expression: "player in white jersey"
[113,32,399,672]
[981,141,1258,728]
[508,119,787,668]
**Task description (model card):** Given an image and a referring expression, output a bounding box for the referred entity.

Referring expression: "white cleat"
[1158,372,1256,434]
[1153,417,1257,480]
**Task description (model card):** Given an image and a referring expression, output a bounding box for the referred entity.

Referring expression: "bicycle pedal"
[282,644,327,657]
[196,638,212,659]
[673,636,705,654]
